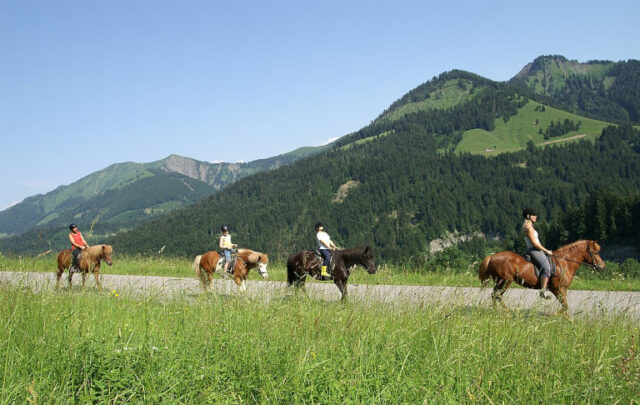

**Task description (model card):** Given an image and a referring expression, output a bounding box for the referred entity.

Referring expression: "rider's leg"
[71,249,80,273]
[531,250,552,299]
[320,249,331,277]
[224,249,232,273]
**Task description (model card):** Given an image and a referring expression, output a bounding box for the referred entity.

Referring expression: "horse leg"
[93,263,102,290]
[55,267,64,290]
[553,285,570,316]
[491,279,510,310]
[334,276,348,301]
[81,269,87,290]
[207,269,213,289]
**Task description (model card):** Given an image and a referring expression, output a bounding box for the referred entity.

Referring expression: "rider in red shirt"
[68,223,89,272]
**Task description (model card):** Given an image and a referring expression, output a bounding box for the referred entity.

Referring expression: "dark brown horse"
[56,245,114,289]
[479,240,605,312]
[287,246,376,300]
[193,248,269,292]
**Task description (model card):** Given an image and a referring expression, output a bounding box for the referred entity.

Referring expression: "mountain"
[4,56,640,259]
[509,55,640,123]
[0,146,328,238]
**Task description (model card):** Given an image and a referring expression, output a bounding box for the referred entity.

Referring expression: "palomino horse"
[193,248,269,292]
[56,245,114,289]
[479,240,605,312]
[287,246,377,300]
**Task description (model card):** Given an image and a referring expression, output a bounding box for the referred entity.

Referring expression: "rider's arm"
[219,236,225,249]
[80,235,89,248]
[525,225,552,255]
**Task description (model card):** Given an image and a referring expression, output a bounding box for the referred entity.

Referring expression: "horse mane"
[237,248,268,264]
[555,240,589,256]
[83,244,113,261]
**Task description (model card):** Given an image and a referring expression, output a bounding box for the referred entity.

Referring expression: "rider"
[316,222,337,278]
[68,223,89,272]
[219,225,237,274]
[522,208,553,299]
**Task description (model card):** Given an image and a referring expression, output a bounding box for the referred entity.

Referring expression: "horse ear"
[364,246,370,253]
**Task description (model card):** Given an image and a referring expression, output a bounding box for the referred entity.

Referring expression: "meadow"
[1,284,638,404]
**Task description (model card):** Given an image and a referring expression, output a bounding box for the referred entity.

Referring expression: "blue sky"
[1,0,639,210]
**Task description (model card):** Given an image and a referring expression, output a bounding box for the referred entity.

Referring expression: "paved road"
[1,271,639,318]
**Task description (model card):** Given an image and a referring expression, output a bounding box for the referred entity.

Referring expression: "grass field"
[2,254,640,292]
[1,286,638,403]
[455,100,611,155]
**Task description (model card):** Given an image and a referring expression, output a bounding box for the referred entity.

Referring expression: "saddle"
[522,252,556,279]
[311,250,336,274]
[217,251,238,274]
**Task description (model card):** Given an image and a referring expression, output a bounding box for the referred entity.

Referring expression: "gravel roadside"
[1,271,638,318]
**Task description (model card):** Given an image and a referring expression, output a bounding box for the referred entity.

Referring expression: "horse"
[55,245,114,289]
[478,240,606,313]
[193,248,269,292]
[287,246,376,300]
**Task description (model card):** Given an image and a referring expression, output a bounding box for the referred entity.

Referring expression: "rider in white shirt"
[316,222,337,278]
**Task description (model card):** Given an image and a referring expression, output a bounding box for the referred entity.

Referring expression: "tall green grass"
[1,287,638,403]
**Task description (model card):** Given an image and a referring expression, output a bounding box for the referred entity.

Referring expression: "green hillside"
[0,146,328,236]
[509,55,640,123]
[456,100,611,154]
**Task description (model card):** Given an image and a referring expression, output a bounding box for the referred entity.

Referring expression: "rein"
[550,253,600,269]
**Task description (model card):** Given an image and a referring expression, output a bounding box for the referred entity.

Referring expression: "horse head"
[239,249,269,279]
[362,245,376,274]
[256,255,269,279]
[587,241,606,272]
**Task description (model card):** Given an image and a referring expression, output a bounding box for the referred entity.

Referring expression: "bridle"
[550,245,605,271]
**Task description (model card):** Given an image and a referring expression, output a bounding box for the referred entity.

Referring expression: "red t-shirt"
[70,231,86,250]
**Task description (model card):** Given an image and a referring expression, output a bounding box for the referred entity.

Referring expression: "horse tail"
[193,255,203,278]
[478,255,493,286]
[286,255,299,286]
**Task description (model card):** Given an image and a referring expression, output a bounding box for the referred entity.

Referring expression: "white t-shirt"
[220,234,233,249]
[317,231,332,250]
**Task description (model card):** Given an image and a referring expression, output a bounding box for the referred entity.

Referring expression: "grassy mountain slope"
[509,55,640,122]
[456,100,611,154]
[0,146,328,236]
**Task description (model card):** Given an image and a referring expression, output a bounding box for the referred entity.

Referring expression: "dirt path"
[538,133,587,146]
[1,271,638,318]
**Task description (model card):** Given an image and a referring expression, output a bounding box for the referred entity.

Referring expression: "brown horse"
[56,245,114,289]
[287,246,377,300]
[479,240,606,312]
[193,248,269,291]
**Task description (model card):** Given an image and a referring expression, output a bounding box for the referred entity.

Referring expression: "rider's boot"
[539,276,551,299]
[320,265,330,278]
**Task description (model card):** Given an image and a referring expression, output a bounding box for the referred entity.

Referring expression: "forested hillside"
[510,55,640,123]
[0,147,327,237]
[4,56,640,259]
[96,123,640,262]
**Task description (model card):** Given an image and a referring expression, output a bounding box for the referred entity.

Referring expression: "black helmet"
[220,225,229,233]
[315,222,323,230]
[69,223,77,231]
[522,208,537,219]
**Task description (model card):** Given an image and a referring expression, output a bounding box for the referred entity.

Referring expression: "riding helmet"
[221,225,229,233]
[69,223,77,231]
[522,208,537,219]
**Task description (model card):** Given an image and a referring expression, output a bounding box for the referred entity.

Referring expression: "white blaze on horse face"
[258,263,268,279]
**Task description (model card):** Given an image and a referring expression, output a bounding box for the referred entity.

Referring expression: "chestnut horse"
[479,240,605,312]
[287,246,377,300]
[56,245,114,289]
[193,248,269,292]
